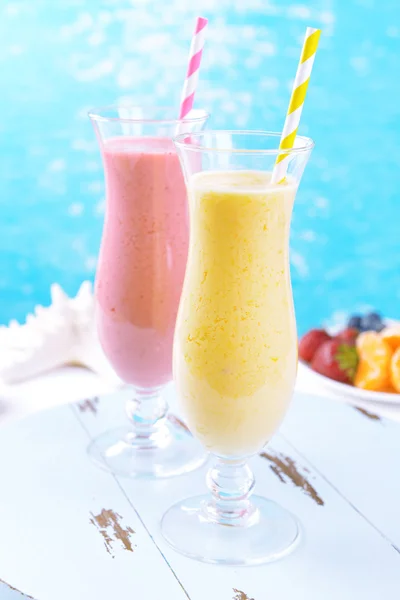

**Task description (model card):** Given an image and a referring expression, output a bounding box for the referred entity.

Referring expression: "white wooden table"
[0,369,399,599]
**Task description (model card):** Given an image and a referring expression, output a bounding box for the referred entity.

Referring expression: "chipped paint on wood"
[260,450,324,506]
[354,407,381,422]
[233,589,255,600]
[0,578,36,599]
[2,390,400,598]
[90,509,135,557]
[78,396,99,415]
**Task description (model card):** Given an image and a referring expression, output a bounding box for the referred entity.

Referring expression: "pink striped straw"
[178,16,208,120]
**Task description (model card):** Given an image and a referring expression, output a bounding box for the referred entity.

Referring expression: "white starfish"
[0,282,121,385]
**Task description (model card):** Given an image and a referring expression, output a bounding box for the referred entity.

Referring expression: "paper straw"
[178,16,208,120]
[271,27,321,184]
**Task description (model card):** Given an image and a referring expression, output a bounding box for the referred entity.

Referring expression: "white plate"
[301,361,400,406]
[301,319,400,407]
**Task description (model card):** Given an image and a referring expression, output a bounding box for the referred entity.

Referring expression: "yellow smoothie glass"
[161,131,314,565]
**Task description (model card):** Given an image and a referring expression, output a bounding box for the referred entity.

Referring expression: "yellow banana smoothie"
[174,170,298,457]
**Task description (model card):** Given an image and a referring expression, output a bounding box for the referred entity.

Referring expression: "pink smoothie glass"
[88,106,208,477]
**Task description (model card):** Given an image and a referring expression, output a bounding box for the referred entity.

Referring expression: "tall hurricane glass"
[88,106,208,478]
[161,130,314,563]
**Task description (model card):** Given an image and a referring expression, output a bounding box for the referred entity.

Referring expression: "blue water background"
[1,0,399,332]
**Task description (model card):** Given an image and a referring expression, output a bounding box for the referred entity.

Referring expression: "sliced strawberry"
[311,339,359,384]
[335,327,359,345]
[299,329,331,363]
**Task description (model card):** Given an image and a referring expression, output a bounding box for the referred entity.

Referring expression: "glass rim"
[88,104,210,125]
[174,130,315,155]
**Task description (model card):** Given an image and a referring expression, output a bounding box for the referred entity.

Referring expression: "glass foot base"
[88,419,206,478]
[161,495,300,565]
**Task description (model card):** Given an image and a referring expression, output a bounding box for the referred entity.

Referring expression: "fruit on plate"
[379,384,398,393]
[300,312,400,393]
[354,331,392,391]
[381,325,400,351]
[298,329,331,363]
[311,339,358,384]
[361,312,385,332]
[347,315,362,330]
[347,311,384,333]
[335,327,359,344]
[390,347,400,392]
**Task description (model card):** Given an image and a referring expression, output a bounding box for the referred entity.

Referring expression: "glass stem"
[125,387,169,447]
[205,457,258,526]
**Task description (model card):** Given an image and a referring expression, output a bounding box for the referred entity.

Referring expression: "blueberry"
[361,312,384,332]
[347,315,362,330]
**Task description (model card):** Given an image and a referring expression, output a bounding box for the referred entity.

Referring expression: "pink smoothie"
[96,137,188,388]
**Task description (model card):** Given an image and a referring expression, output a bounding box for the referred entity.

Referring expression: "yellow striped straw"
[271,26,321,184]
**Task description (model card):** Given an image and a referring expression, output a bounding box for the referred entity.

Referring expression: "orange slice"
[379,384,397,394]
[354,331,392,391]
[390,346,400,393]
[381,325,400,351]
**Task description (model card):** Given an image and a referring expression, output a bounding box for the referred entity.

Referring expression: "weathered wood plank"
[1,389,399,600]
[0,403,189,600]
[281,392,400,550]
[74,390,400,599]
